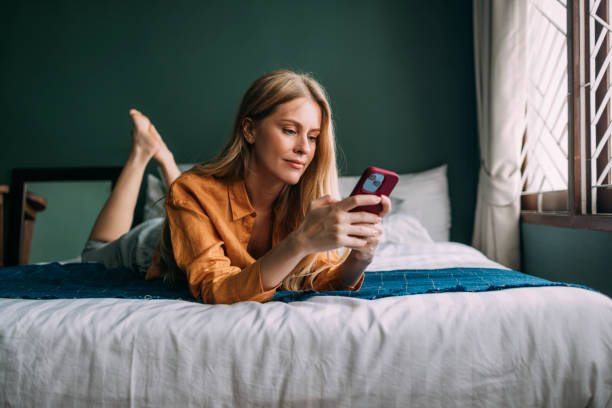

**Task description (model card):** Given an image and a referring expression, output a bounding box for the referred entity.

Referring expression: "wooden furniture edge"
[521,211,612,232]
[5,167,122,266]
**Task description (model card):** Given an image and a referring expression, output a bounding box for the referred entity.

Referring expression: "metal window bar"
[588,0,612,213]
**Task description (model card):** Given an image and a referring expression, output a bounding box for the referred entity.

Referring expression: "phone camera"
[363,172,385,193]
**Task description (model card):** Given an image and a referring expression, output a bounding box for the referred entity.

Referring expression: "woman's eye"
[283,128,296,135]
[308,136,317,142]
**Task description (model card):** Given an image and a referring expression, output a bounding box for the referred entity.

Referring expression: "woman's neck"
[244,169,284,215]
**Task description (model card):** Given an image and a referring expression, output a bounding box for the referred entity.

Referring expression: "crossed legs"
[87,109,181,243]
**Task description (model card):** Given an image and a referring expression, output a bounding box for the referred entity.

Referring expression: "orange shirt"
[145,172,364,304]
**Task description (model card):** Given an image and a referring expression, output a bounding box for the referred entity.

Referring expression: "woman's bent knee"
[81,239,123,270]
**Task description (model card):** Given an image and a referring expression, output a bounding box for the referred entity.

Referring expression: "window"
[521,0,612,231]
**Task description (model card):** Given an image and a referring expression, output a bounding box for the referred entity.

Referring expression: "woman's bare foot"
[129,108,163,160]
[150,125,181,186]
[129,109,181,186]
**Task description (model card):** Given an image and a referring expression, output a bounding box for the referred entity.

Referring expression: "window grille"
[587,0,612,213]
[521,0,612,230]
[522,0,569,212]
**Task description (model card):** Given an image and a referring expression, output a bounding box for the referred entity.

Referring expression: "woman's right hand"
[292,194,383,255]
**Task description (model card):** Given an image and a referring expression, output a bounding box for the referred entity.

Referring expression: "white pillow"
[338,165,451,241]
[143,163,197,220]
[335,212,433,259]
[380,213,433,244]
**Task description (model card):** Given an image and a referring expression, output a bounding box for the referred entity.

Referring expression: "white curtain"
[472,0,527,270]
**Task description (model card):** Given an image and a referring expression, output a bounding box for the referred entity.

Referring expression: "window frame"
[521,0,612,232]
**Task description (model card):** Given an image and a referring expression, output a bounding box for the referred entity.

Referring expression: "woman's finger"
[342,236,369,249]
[378,195,392,218]
[309,194,338,211]
[345,211,381,225]
[345,223,382,238]
[335,194,381,212]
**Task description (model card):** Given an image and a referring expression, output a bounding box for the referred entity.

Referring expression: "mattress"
[1,241,611,407]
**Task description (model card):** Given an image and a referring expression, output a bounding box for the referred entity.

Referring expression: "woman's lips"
[285,159,305,169]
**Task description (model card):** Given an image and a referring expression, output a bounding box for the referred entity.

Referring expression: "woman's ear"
[242,117,256,144]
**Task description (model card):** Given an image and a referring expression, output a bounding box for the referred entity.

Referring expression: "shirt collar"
[228,178,256,221]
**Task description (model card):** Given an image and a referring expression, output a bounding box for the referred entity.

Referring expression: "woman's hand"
[347,195,391,263]
[292,194,388,256]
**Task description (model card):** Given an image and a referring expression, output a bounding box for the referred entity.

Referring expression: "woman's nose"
[294,133,311,153]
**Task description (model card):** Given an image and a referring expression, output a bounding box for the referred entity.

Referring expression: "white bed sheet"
[367,241,508,271]
[2,243,612,407]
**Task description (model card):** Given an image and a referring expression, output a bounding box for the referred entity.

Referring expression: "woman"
[83,70,390,304]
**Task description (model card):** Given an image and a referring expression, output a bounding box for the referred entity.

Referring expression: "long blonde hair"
[159,69,348,291]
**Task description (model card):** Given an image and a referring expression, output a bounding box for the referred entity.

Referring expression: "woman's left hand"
[348,195,392,263]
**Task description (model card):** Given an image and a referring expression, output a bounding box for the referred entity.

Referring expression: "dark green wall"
[1,1,479,258]
[2,1,608,296]
[521,224,612,297]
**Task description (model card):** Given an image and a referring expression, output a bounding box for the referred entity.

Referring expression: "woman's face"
[245,97,321,185]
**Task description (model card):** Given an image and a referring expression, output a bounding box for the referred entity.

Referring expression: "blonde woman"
[83,70,391,304]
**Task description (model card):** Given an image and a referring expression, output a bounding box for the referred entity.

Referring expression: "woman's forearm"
[336,251,370,287]
[259,238,371,291]
[259,232,309,290]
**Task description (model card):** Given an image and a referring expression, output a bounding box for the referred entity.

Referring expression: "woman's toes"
[129,110,160,158]
[130,111,150,128]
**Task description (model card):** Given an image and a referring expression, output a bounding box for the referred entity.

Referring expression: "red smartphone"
[349,166,399,214]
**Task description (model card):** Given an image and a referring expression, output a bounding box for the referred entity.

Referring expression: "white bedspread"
[2,243,612,407]
[368,241,508,271]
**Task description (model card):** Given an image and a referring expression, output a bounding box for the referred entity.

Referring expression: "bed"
[1,165,611,407]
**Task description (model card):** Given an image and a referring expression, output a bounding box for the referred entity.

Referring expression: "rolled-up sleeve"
[167,200,281,304]
[303,250,365,292]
